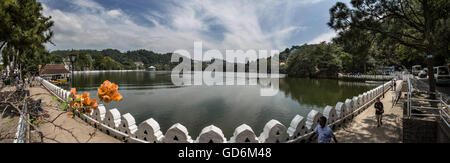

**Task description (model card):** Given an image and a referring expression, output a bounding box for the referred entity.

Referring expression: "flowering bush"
[97,80,123,103]
[66,88,98,117]
[62,80,122,118]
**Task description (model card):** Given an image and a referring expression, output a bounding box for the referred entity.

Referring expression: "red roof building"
[40,64,70,75]
[39,64,70,80]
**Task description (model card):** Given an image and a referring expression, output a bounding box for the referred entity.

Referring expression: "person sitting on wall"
[309,116,338,143]
[374,97,384,127]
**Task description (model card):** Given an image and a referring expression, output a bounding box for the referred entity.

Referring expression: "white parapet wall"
[339,74,395,81]
[36,77,394,143]
[229,124,259,143]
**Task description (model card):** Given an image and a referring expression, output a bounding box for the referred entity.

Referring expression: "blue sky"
[38,0,349,53]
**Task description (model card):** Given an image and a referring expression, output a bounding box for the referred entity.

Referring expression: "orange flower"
[111,93,123,101]
[111,83,118,91]
[83,97,91,105]
[90,99,98,109]
[97,80,122,103]
[74,94,82,101]
[102,80,112,89]
[109,90,119,98]
[98,87,107,96]
[70,88,76,97]
[102,95,111,103]
[97,91,103,99]
[82,92,90,99]
[67,88,100,115]
[90,98,98,105]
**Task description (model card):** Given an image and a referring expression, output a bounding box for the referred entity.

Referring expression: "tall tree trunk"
[0,42,6,51]
[423,0,437,98]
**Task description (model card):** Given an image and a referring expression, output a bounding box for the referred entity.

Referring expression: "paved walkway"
[334,80,404,143]
[28,85,121,143]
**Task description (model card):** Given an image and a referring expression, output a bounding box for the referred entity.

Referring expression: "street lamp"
[382,61,385,98]
[69,54,76,88]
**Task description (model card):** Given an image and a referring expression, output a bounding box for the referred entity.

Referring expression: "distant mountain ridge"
[50,49,175,70]
[49,48,284,72]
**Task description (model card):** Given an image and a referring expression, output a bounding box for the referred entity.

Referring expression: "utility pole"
[423,0,436,99]
[382,61,385,98]
[69,54,76,88]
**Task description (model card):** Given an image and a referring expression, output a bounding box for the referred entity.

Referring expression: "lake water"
[63,71,377,138]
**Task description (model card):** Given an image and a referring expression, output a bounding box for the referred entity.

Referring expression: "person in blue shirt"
[309,116,338,143]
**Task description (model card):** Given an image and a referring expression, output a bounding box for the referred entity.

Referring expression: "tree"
[332,27,376,73]
[0,0,54,78]
[338,51,354,73]
[74,53,93,71]
[286,43,343,78]
[103,56,123,70]
[50,49,175,70]
[328,0,450,94]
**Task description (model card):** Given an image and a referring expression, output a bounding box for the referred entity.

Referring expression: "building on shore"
[63,57,71,71]
[148,66,156,71]
[134,61,144,70]
[39,64,70,81]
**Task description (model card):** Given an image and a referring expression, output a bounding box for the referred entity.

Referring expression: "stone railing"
[36,77,393,143]
[339,74,395,81]
[13,100,28,143]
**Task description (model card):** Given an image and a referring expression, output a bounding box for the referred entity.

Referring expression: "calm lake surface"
[63,71,377,138]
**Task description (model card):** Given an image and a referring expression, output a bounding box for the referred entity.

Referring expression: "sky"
[37,0,350,54]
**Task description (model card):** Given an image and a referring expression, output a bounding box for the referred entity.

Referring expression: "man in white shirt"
[310,116,338,143]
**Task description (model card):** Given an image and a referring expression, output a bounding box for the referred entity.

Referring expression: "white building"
[63,57,71,70]
[148,66,156,71]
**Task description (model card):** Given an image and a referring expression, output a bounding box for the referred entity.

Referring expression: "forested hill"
[49,49,175,71]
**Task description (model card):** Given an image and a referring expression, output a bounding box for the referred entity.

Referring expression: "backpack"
[375,102,384,114]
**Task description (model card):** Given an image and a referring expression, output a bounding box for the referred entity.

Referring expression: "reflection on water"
[63,71,376,138]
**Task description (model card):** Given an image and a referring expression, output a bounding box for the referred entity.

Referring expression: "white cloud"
[42,0,316,54]
[70,0,103,10]
[307,31,337,44]
[43,2,160,51]
[106,9,123,18]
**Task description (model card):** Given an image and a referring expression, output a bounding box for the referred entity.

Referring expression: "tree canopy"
[49,49,177,71]
[286,42,345,78]
[328,0,449,92]
[0,0,54,78]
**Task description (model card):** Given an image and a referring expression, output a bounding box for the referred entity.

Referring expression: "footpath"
[29,85,121,143]
[1,84,120,143]
[334,80,404,143]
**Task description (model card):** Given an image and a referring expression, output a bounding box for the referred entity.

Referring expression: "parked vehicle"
[434,66,450,85]
[418,68,428,78]
[412,65,422,76]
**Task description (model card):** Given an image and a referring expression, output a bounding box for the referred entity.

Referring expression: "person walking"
[393,80,396,91]
[14,74,20,90]
[309,116,338,143]
[374,97,384,127]
[29,75,34,87]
